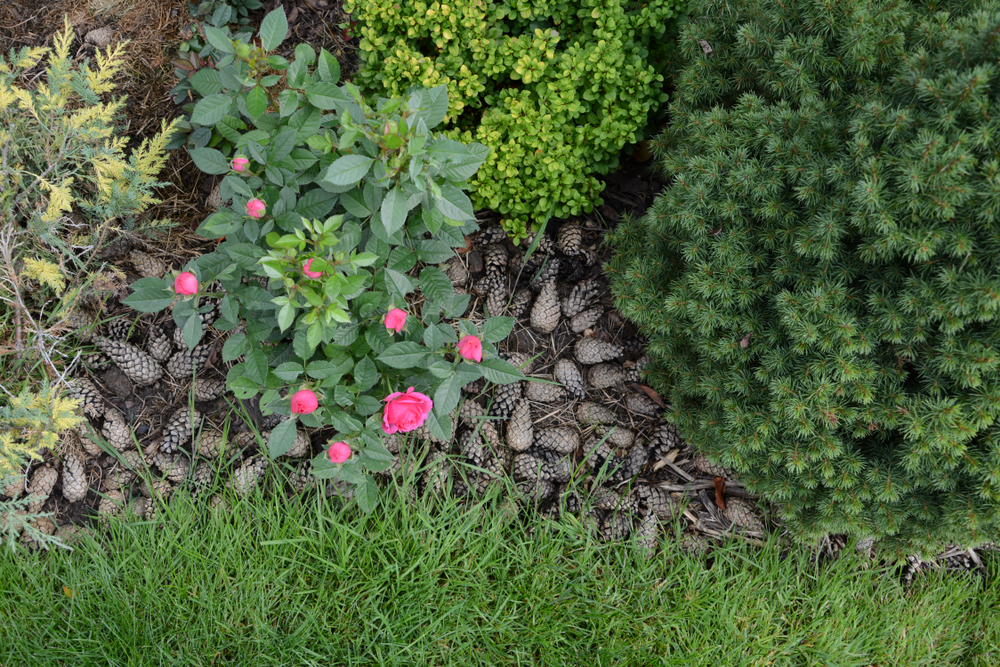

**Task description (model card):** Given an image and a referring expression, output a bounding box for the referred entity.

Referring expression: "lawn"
[1,479,996,667]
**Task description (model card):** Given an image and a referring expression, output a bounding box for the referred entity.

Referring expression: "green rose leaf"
[322,155,375,186]
[259,7,288,51]
[380,186,408,237]
[478,357,525,385]
[245,85,269,119]
[191,94,234,126]
[376,341,427,369]
[268,418,298,458]
[121,278,174,313]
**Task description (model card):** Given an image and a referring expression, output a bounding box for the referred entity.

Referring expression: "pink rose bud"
[173,272,199,296]
[231,156,250,172]
[328,441,352,464]
[302,258,323,279]
[290,389,318,415]
[457,335,483,363]
[384,308,408,334]
[246,198,266,219]
[381,387,433,434]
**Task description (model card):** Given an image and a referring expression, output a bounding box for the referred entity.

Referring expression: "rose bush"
[124,8,524,510]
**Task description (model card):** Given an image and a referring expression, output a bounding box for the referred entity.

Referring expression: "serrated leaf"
[227,371,259,400]
[340,188,372,217]
[188,68,224,96]
[433,183,475,221]
[424,407,452,443]
[418,266,453,305]
[268,128,297,163]
[245,85,268,119]
[203,26,234,53]
[478,357,524,385]
[259,7,288,51]
[423,323,444,351]
[434,372,463,415]
[384,267,414,299]
[244,347,269,385]
[413,84,448,129]
[380,186,408,237]
[376,341,427,369]
[416,239,456,264]
[191,94,233,126]
[481,317,515,344]
[306,360,341,379]
[354,395,381,416]
[224,243,266,270]
[355,475,379,513]
[268,419,298,458]
[353,356,378,392]
[122,279,174,313]
[295,188,338,219]
[322,154,374,186]
[317,48,341,84]
[304,82,345,111]
[272,361,303,381]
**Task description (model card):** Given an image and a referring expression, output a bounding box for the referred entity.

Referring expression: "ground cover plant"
[1,479,998,666]
[341,0,684,242]
[609,0,1000,557]
[122,8,526,508]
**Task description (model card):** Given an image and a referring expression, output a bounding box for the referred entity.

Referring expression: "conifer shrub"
[608,0,1000,556]
[341,0,684,243]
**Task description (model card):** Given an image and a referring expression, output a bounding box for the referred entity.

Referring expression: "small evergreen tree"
[608,0,1000,556]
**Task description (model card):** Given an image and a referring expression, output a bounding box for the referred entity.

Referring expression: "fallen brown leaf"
[739,332,752,349]
[626,383,667,409]
[714,477,727,511]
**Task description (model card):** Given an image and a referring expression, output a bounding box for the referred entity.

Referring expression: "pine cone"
[95,337,163,386]
[166,345,212,378]
[228,458,268,497]
[595,424,635,449]
[129,251,166,279]
[625,393,660,417]
[529,280,560,333]
[478,225,508,245]
[651,423,682,451]
[569,307,603,333]
[209,495,230,513]
[506,399,533,452]
[483,243,508,275]
[523,377,568,402]
[587,364,627,390]
[678,532,714,557]
[508,289,533,318]
[725,497,764,534]
[576,402,617,425]
[99,490,126,520]
[146,325,172,362]
[190,461,215,499]
[634,513,659,554]
[27,465,58,513]
[161,407,201,454]
[562,280,602,319]
[505,351,535,376]
[159,453,192,484]
[65,308,98,342]
[463,377,487,395]
[423,451,451,498]
[445,257,470,286]
[480,419,504,455]
[692,452,733,478]
[195,430,227,459]
[512,450,571,483]
[459,429,489,467]
[83,352,113,372]
[55,523,91,544]
[590,486,638,513]
[290,463,316,493]
[556,223,585,257]
[2,472,24,499]
[575,338,623,365]
[485,288,509,319]
[600,511,632,542]
[106,318,137,342]
[67,377,105,418]
[475,272,505,298]
[20,517,57,549]
[533,427,579,455]
[636,484,680,521]
[281,429,311,458]
[193,377,226,401]
[102,408,133,452]
[138,478,172,500]
[523,230,555,255]
[61,453,88,502]
[553,359,586,398]
[530,257,560,291]
[515,479,555,505]
[491,381,521,419]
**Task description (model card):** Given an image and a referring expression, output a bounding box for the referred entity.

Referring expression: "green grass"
[0,477,997,667]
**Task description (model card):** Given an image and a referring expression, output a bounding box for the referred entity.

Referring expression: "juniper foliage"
[609,0,1000,556]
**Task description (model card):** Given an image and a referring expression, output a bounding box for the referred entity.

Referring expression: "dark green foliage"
[609,0,1000,556]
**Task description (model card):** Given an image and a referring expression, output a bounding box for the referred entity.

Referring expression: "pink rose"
[384,308,407,334]
[173,272,198,296]
[457,335,482,363]
[328,441,351,464]
[246,198,266,219]
[302,258,323,279]
[381,387,433,434]
[290,389,318,415]
[231,156,250,172]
